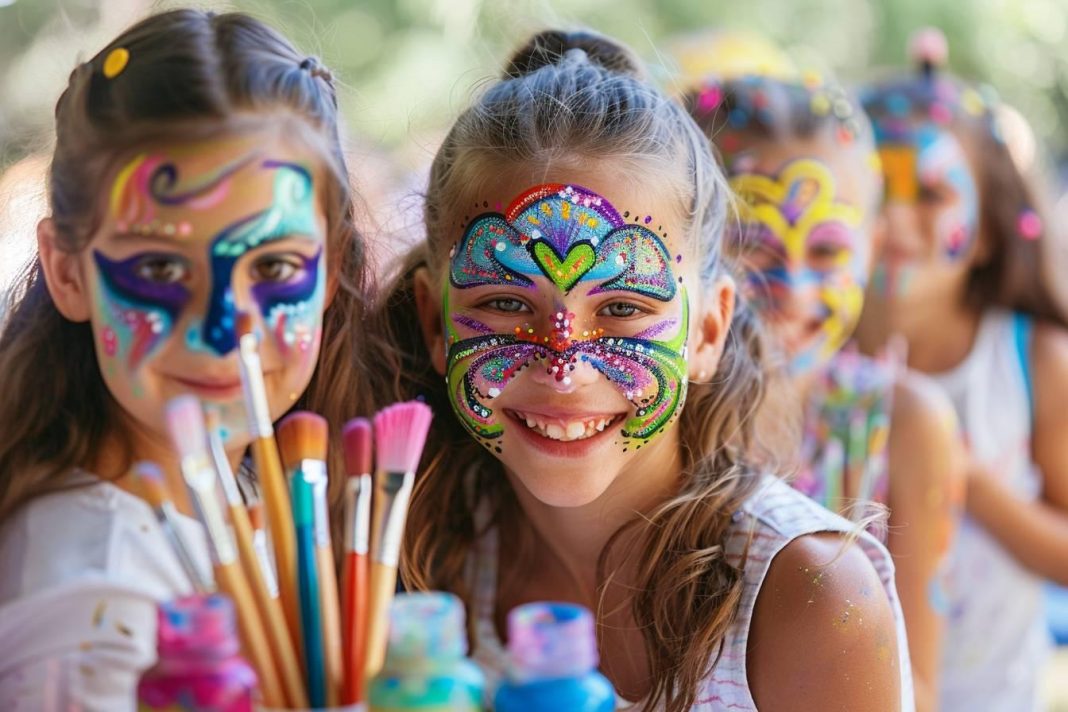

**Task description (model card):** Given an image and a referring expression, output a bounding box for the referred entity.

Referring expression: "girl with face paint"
[686,72,966,712]
[858,29,1068,712]
[692,73,969,712]
[0,10,374,708]
[376,30,913,712]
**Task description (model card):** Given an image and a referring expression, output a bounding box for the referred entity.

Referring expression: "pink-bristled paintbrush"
[363,401,434,680]
[341,418,373,704]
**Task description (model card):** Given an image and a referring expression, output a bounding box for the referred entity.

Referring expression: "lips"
[170,374,244,399]
[505,408,622,443]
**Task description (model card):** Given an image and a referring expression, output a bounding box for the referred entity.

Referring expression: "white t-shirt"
[0,476,211,711]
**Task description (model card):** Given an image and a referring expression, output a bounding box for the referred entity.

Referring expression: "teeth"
[512,411,615,442]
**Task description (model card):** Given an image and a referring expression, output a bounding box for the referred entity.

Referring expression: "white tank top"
[928,309,1051,712]
[466,475,914,710]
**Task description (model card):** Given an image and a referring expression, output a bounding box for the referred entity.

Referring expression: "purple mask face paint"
[444,183,689,452]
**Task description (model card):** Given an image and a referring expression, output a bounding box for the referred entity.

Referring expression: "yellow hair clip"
[103,48,129,79]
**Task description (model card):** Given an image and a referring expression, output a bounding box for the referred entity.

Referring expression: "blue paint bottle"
[368,592,483,711]
[494,602,615,712]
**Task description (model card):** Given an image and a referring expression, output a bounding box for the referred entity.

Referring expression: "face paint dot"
[102,327,118,357]
[488,387,500,398]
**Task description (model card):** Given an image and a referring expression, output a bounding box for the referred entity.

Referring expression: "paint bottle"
[494,602,614,712]
[138,594,258,712]
[368,592,483,711]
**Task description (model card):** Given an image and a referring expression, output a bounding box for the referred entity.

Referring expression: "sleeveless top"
[929,309,1050,712]
[465,475,915,710]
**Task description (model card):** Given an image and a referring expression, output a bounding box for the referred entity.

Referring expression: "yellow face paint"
[728,159,869,373]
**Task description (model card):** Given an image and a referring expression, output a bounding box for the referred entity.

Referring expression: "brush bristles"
[165,395,208,461]
[134,461,170,509]
[276,411,329,470]
[373,401,433,474]
[342,418,373,476]
[236,311,255,341]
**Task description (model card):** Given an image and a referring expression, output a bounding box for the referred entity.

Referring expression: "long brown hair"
[375,30,771,712]
[861,58,1068,328]
[0,9,373,526]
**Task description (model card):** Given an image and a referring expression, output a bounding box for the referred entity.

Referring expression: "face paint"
[201,161,319,355]
[728,159,867,374]
[874,120,978,262]
[253,248,326,358]
[445,184,688,451]
[92,251,191,370]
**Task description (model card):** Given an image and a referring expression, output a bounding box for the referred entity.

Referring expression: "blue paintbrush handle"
[293,475,326,707]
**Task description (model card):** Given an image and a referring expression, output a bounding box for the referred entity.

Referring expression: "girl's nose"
[528,351,602,393]
[883,203,925,253]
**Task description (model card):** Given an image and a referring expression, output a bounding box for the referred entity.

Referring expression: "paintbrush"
[292,472,327,707]
[277,412,343,706]
[206,409,308,709]
[165,395,284,708]
[341,418,373,704]
[133,461,213,595]
[236,311,301,650]
[248,502,279,598]
[363,401,434,680]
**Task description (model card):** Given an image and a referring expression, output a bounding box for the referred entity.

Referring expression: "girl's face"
[82,131,328,448]
[725,140,877,375]
[421,172,726,508]
[870,117,980,302]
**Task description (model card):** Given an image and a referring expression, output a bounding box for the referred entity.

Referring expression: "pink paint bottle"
[138,594,258,711]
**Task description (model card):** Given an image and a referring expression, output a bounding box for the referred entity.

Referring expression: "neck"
[858,283,981,374]
[507,435,681,602]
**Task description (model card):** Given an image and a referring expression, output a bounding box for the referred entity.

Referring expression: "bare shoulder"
[748,532,902,711]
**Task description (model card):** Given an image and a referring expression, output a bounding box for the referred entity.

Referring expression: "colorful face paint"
[874,120,978,261]
[445,184,687,451]
[203,161,320,355]
[92,251,191,370]
[728,159,868,374]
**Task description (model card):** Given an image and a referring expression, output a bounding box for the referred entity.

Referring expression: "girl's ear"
[413,266,447,375]
[37,218,92,322]
[689,274,736,381]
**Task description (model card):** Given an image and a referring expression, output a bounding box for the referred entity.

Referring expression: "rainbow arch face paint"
[728,158,869,374]
[444,183,689,454]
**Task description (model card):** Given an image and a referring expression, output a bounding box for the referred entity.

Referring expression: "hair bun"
[908,27,949,74]
[503,29,644,79]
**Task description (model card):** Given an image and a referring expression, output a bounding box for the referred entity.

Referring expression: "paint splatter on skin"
[727,159,868,374]
[445,183,688,449]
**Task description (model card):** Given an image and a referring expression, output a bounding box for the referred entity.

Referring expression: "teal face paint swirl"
[445,183,688,450]
[202,161,318,354]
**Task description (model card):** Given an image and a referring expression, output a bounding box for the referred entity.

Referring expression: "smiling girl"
[378,30,914,711]
[0,9,370,708]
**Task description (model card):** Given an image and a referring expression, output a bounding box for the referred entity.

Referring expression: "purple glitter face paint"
[444,184,689,451]
[252,248,325,357]
[92,250,191,369]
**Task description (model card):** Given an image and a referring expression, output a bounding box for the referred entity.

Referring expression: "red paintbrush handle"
[342,551,369,704]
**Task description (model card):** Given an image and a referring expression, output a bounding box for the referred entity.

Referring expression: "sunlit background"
[1,0,1068,704]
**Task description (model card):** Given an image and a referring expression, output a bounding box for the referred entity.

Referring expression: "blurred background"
[1,0,1067,706]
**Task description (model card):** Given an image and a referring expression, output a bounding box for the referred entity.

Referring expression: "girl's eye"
[599,302,641,318]
[484,298,530,314]
[134,255,189,285]
[252,255,303,283]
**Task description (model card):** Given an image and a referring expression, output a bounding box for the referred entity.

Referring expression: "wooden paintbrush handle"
[316,546,343,707]
[215,561,285,708]
[252,437,301,650]
[363,560,399,681]
[231,504,308,709]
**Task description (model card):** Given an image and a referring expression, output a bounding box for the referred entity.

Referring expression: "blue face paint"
[201,161,319,355]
